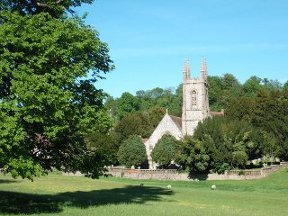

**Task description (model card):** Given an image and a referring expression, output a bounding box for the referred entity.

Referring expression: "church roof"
[169,115,182,131]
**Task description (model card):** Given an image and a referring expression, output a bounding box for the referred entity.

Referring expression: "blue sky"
[77,0,288,98]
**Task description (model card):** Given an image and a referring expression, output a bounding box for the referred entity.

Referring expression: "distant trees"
[106,86,182,121]
[208,73,241,111]
[114,107,165,143]
[108,74,288,171]
[116,92,140,120]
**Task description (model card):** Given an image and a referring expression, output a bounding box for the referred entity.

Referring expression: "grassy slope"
[0,168,287,216]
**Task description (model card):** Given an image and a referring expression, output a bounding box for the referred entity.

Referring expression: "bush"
[117,135,147,168]
[214,163,230,174]
[151,134,178,168]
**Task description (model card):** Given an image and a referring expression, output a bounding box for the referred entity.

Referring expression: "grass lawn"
[0,168,288,216]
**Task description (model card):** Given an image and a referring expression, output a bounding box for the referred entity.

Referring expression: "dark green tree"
[114,107,165,143]
[84,130,119,166]
[176,136,210,174]
[225,96,257,121]
[193,116,259,170]
[151,134,178,168]
[252,90,288,159]
[114,111,151,142]
[117,135,147,168]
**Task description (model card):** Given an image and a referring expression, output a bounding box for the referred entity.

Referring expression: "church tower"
[182,58,210,136]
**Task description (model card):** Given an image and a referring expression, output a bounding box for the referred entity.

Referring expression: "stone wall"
[108,163,288,181]
[108,168,188,180]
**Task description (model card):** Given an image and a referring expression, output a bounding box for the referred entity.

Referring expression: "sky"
[76,0,288,98]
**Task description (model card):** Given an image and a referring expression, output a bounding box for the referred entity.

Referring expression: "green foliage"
[151,134,178,168]
[114,107,165,142]
[259,131,281,162]
[0,0,94,18]
[176,136,210,173]
[242,76,263,97]
[117,135,147,168]
[252,91,288,159]
[284,81,288,92]
[192,116,260,170]
[0,11,114,179]
[213,163,230,174]
[225,96,257,121]
[84,130,119,166]
[108,86,182,121]
[232,151,248,169]
[227,89,288,160]
[208,74,241,111]
[116,92,140,119]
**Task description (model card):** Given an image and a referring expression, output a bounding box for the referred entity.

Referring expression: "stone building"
[145,58,217,169]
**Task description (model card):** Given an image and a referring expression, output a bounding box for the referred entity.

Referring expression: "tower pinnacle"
[200,57,208,81]
[182,58,210,136]
[183,59,191,80]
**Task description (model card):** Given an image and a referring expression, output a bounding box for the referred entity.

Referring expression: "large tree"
[176,136,210,174]
[191,116,260,171]
[0,1,114,180]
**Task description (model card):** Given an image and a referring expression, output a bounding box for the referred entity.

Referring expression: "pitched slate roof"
[169,115,182,131]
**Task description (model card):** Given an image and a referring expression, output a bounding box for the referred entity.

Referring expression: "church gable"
[144,113,182,167]
[145,113,182,149]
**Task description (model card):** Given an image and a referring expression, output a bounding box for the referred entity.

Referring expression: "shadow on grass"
[0,179,18,184]
[0,186,173,215]
[188,173,208,181]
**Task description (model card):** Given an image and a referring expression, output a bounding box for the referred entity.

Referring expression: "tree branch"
[56,0,65,4]
[35,0,66,8]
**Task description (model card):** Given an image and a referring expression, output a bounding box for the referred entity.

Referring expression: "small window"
[191,90,197,107]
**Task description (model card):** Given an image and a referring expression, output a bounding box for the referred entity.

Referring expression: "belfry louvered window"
[191,90,197,107]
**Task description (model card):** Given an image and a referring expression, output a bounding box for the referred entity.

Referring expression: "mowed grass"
[0,169,288,216]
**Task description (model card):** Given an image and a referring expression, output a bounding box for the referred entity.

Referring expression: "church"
[144,58,223,169]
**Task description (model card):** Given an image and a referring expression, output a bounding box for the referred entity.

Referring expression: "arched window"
[191,90,197,108]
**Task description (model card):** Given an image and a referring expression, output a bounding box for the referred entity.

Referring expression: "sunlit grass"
[0,168,288,216]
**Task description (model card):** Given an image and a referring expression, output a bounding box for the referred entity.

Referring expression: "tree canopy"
[151,134,178,168]
[117,135,147,168]
[0,1,114,180]
[0,0,94,17]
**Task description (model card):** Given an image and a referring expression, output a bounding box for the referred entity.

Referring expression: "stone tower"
[182,58,210,136]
